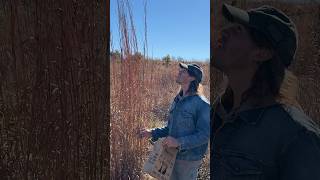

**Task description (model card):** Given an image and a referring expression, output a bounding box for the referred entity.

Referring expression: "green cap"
[222,3,298,67]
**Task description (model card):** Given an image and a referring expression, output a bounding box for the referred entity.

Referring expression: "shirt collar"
[174,91,198,102]
[214,95,280,125]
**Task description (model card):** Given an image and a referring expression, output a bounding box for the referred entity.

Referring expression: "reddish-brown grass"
[110,56,210,179]
[0,0,108,179]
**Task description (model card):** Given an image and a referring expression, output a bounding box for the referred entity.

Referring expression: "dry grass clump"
[0,1,108,179]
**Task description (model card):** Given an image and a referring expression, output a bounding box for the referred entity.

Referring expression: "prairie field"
[110,56,210,179]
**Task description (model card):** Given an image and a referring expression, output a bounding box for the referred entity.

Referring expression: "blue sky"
[110,0,210,61]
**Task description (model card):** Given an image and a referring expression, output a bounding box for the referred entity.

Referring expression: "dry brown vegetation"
[111,1,210,179]
[0,1,108,179]
[110,56,210,179]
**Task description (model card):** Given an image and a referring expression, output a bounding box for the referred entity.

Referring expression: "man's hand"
[162,136,180,148]
[137,128,152,139]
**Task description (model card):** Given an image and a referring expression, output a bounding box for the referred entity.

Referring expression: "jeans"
[170,159,202,180]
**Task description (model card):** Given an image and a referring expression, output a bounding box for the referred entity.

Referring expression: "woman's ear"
[252,48,274,63]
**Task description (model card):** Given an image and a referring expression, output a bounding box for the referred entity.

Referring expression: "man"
[211,3,320,180]
[139,63,210,180]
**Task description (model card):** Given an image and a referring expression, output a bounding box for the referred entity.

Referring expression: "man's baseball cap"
[222,3,298,67]
[179,62,203,82]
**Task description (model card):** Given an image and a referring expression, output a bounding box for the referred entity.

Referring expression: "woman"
[139,62,210,180]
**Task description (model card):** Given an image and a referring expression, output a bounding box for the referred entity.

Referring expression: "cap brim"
[222,3,249,25]
[179,62,188,69]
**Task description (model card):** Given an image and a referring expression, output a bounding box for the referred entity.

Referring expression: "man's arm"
[150,124,169,141]
[176,103,210,151]
[279,130,320,180]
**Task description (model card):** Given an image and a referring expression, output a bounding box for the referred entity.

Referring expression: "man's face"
[176,68,195,85]
[212,23,259,73]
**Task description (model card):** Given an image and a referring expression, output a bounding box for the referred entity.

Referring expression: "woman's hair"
[221,26,300,108]
[242,27,285,101]
[178,72,204,96]
[277,70,302,109]
[241,53,286,104]
[178,81,204,96]
[187,80,204,95]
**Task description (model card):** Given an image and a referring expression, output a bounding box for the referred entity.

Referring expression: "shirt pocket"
[220,150,264,180]
[177,109,195,130]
